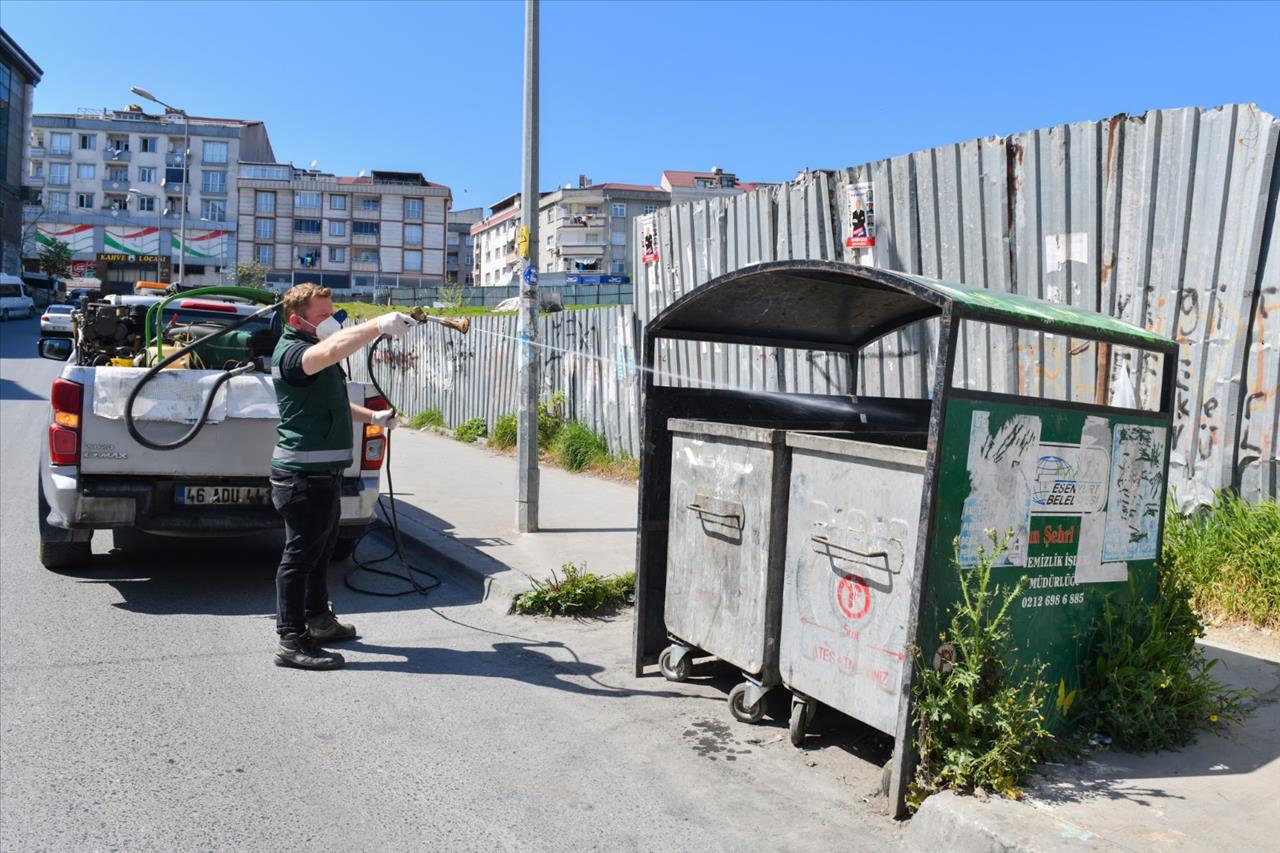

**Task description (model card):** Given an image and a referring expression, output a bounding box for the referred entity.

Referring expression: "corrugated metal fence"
[349,305,643,459]
[633,104,1279,506]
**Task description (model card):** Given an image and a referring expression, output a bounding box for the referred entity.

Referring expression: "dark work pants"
[270,466,341,636]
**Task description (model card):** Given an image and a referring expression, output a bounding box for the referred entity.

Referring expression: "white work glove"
[371,409,398,432]
[376,312,415,337]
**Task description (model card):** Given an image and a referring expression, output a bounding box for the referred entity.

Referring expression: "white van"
[0,273,36,321]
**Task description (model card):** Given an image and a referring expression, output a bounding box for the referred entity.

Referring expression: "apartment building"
[446,206,481,285]
[471,169,755,287]
[22,103,273,288]
[1,28,42,277]
[236,165,451,290]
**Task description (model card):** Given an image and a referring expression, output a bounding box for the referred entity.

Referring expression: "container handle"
[811,533,900,574]
[686,495,743,530]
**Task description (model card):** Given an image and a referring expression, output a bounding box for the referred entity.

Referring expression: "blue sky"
[4,0,1277,212]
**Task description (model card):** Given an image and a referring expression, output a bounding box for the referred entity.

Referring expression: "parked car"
[0,274,35,320]
[40,304,75,336]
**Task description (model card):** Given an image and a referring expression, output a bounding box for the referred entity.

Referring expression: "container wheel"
[789,697,812,746]
[729,682,764,724]
[659,646,691,682]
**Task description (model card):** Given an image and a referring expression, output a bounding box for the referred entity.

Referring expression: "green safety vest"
[270,325,353,472]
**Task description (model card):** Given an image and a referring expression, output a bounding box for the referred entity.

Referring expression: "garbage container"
[633,260,1178,816]
[658,419,790,723]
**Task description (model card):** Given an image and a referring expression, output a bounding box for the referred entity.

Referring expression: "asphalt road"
[0,316,904,852]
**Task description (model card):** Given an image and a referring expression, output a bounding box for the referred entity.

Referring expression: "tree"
[235,261,268,289]
[39,238,73,281]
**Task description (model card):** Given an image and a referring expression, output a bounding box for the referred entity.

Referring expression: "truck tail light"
[361,394,389,471]
[49,378,84,466]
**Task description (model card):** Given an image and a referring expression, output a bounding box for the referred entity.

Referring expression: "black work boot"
[306,610,358,643]
[275,631,345,670]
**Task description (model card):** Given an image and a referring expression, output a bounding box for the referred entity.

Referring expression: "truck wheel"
[38,477,92,571]
[330,535,360,562]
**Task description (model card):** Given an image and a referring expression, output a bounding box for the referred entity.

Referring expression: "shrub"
[1082,573,1252,753]
[553,422,609,471]
[513,564,635,616]
[910,532,1054,809]
[409,409,445,430]
[453,417,488,443]
[490,413,518,450]
[538,390,566,446]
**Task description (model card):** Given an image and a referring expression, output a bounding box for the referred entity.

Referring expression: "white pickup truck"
[36,294,385,569]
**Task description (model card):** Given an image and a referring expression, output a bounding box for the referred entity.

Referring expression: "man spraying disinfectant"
[270,283,414,670]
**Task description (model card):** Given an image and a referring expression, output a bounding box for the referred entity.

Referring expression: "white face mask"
[300,314,342,340]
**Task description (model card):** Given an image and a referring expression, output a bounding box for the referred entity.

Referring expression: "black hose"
[344,333,442,598]
[123,301,281,451]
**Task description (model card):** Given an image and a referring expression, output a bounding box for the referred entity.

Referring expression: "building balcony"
[557,243,605,257]
[103,148,132,162]
[352,233,379,246]
[352,260,379,272]
[293,230,322,243]
[165,152,187,167]
[29,146,45,157]
[47,148,72,159]
[352,207,381,220]
[23,175,44,188]
[200,185,228,196]
[103,178,131,192]
[560,214,605,228]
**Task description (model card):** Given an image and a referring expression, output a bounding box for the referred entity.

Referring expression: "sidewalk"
[379,426,1280,852]
[379,426,638,609]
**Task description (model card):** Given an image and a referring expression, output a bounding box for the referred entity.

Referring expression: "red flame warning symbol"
[836,573,871,620]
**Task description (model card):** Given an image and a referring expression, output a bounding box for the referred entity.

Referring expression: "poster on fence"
[845,182,875,249]
[640,214,659,264]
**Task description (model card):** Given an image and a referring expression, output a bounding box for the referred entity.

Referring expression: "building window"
[240,164,290,180]
[167,196,184,214]
[611,231,626,246]
[202,140,229,164]
[47,192,69,212]
[329,247,347,263]
[77,193,94,209]
[49,132,72,155]
[328,220,347,237]
[294,191,321,208]
[202,171,226,193]
[585,205,599,215]
[357,249,378,263]
[255,245,274,266]
[642,204,659,215]
[256,191,276,214]
[201,200,226,220]
[107,166,128,182]
[611,260,626,274]
[297,248,319,268]
[465,235,474,246]
[165,167,186,186]
[359,197,380,211]
[611,203,626,217]
[294,218,322,235]
[447,232,461,247]
[140,137,158,153]
[48,162,70,186]
[77,163,96,180]
[329,194,347,210]
[255,218,274,240]
[464,254,472,267]
[137,195,156,212]
[404,198,422,219]
[585,233,601,245]
[546,208,554,224]
[79,133,97,151]
[353,221,380,236]
[403,250,422,272]
[404,224,422,246]
[138,166,156,183]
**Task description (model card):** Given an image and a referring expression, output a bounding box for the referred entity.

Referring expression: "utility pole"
[515,0,540,532]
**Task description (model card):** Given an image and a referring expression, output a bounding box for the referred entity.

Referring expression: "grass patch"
[909,532,1054,809]
[552,422,609,471]
[490,413,518,450]
[513,563,635,616]
[408,408,445,430]
[1162,491,1279,629]
[1082,574,1252,753]
[453,417,488,444]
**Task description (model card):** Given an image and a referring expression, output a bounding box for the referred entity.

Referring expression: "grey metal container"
[661,418,791,723]
[778,432,928,744]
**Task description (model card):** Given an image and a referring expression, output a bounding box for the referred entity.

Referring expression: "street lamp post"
[127,188,164,281]
[130,86,188,287]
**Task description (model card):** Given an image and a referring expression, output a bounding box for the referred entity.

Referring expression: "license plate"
[176,485,270,507]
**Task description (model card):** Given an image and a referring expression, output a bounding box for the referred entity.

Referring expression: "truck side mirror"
[38,337,73,361]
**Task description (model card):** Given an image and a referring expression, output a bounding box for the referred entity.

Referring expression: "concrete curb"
[376,514,532,614]
[903,791,1120,853]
